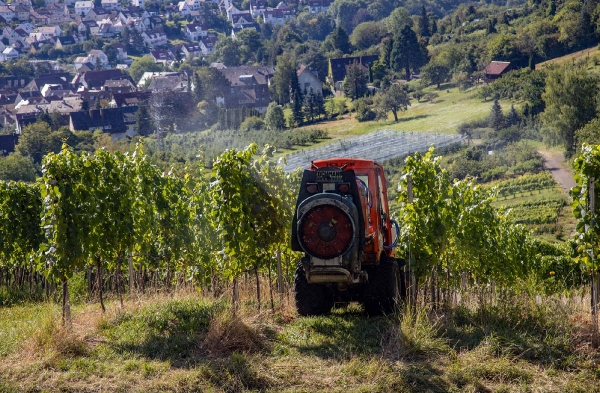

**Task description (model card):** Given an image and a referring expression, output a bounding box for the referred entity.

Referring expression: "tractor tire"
[294,262,334,316]
[363,257,400,316]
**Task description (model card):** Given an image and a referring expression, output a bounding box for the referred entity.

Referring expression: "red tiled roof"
[484,61,511,76]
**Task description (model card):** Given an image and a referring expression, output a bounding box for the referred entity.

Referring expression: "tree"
[0,153,37,182]
[135,101,155,136]
[421,63,450,88]
[272,53,300,104]
[236,29,262,63]
[17,121,54,164]
[49,111,62,131]
[384,7,412,34]
[506,104,520,127]
[122,26,131,52]
[291,89,304,127]
[129,56,162,83]
[546,0,556,16]
[374,84,411,121]
[489,99,505,131]
[541,65,599,155]
[342,62,368,100]
[211,37,240,66]
[303,88,318,122]
[419,5,430,37]
[478,85,493,101]
[390,25,428,80]
[330,26,350,54]
[264,102,286,131]
[350,21,387,50]
[81,97,90,111]
[36,110,52,127]
[193,72,203,103]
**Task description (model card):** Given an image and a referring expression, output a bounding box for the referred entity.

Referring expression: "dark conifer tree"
[489,99,505,131]
[419,6,430,37]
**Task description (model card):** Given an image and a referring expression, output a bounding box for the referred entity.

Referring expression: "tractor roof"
[311,158,382,171]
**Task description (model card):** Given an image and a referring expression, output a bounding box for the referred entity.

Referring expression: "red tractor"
[292,158,405,316]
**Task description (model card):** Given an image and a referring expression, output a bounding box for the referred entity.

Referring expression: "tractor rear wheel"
[294,262,334,316]
[363,257,400,316]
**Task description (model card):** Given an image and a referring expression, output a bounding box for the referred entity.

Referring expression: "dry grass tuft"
[381,306,451,361]
[202,310,272,357]
[23,307,107,363]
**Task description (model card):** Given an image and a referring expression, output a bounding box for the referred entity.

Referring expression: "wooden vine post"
[407,175,416,306]
[589,177,599,347]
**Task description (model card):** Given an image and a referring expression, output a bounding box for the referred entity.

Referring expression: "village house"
[181,43,201,57]
[308,0,332,13]
[200,35,217,55]
[109,91,151,108]
[73,69,132,90]
[328,55,378,93]
[215,66,274,113]
[74,1,93,16]
[0,5,15,21]
[263,2,293,25]
[483,61,513,83]
[78,20,99,35]
[101,0,120,10]
[297,64,322,96]
[30,25,61,41]
[142,28,167,48]
[70,108,136,140]
[29,10,49,24]
[150,49,174,66]
[0,47,19,61]
[54,35,76,49]
[85,7,110,21]
[249,0,266,17]
[184,22,207,41]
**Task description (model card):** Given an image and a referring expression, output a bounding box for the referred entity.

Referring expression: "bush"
[239,117,265,132]
[354,98,376,122]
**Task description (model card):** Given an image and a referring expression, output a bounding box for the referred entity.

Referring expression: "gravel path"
[539,151,576,199]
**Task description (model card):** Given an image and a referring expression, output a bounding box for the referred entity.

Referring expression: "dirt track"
[539,151,576,199]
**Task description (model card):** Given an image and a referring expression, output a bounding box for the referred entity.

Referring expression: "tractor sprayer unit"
[292,158,405,316]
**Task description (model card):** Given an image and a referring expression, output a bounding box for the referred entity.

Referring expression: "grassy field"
[537,46,600,68]
[292,84,496,142]
[0,287,598,392]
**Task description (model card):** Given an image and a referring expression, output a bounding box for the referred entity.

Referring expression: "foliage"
[541,64,599,156]
[396,148,552,286]
[373,84,410,122]
[390,25,428,80]
[349,21,387,50]
[239,116,265,132]
[354,98,376,122]
[488,99,505,131]
[264,103,286,131]
[342,62,368,100]
[0,153,37,182]
[571,144,600,272]
[129,56,163,83]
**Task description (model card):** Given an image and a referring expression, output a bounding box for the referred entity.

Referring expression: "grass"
[0,287,598,392]
[290,84,496,146]
[537,46,600,68]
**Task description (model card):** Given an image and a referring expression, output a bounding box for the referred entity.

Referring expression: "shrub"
[354,99,376,122]
[239,117,265,132]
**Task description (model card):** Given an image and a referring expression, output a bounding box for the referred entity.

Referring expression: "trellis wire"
[281,130,466,172]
